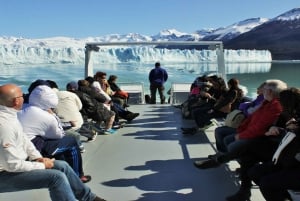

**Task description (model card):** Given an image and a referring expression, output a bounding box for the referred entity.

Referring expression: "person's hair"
[94,71,107,79]
[78,79,90,87]
[265,79,287,98]
[155,62,160,67]
[47,80,59,89]
[279,87,300,116]
[108,75,117,82]
[227,78,239,89]
[27,79,49,94]
[85,76,94,84]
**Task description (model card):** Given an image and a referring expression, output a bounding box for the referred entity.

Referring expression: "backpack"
[224,109,245,128]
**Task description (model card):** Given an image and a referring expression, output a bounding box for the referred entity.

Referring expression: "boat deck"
[0,104,265,201]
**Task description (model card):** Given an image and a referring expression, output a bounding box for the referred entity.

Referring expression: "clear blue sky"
[0,0,298,38]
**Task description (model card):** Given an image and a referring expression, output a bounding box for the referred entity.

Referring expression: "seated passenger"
[108,74,130,108]
[193,79,287,171]
[47,80,94,148]
[67,81,117,134]
[0,84,105,201]
[244,87,300,201]
[86,76,139,123]
[182,78,244,134]
[18,85,91,183]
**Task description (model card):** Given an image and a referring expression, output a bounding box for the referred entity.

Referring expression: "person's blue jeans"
[214,126,237,152]
[0,160,95,201]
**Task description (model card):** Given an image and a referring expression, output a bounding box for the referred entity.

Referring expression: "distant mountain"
[224,8,300,60]
[201,18,269,42]
[1,8,299,64]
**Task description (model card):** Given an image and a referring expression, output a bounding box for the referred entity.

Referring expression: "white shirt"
[18,106,65,140]
[0,105,44,172]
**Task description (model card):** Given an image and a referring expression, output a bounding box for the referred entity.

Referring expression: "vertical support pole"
[216,43,227,84]
[84,45,94,78]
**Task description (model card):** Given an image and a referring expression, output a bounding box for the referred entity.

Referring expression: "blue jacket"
[149,67,168,86]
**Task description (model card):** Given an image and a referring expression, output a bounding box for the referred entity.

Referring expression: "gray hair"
[265,79,288,98]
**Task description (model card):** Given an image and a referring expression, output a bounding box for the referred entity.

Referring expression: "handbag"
[224,109,245,128]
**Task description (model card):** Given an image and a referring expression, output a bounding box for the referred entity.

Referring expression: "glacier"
[0,45,272,65]
[0,37,272,65]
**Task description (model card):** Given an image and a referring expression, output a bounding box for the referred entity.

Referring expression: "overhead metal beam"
[84,41,225,80]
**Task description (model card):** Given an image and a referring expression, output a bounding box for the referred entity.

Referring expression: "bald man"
[0,84,105,201]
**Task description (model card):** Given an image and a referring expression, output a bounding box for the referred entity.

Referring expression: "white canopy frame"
[84,41,226,80]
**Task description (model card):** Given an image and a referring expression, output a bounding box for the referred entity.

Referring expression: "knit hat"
[66,81,78,90]
[29,85,58,110]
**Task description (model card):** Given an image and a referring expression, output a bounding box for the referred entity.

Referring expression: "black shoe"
[126,113,139,121]
[124,103,130,108]
[94,196,107,201]
[181,127,197,131]
[226,188,251,201]
[182,127,198,135]
[194,158,221,169]
[80,175,92,183]
[208,152,222,159]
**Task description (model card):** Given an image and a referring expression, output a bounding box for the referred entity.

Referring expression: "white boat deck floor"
[0,104,264,201]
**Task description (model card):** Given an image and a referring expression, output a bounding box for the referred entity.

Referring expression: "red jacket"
[237,98,282,139]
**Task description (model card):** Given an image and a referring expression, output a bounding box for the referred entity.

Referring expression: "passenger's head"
[227,78,239,89]
[29,85,58,110]
[85,76,94,85]
[155,62,161,67]
[108,75,117,83]
[46,80,59,89]
[263,79,287,101]
[257,82,266,95]
[0,84,24,110]
[279,87,300,116]
[78,79,90,87]
[66,81,78,92]
[27,79,50,94]
[94,71,107,81]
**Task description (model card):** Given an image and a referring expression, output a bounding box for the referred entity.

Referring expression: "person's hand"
[265,126,281,136]
[70,121,76,127]
[36,157,55,169]
[234,134,240,140]
[207,109,214,114]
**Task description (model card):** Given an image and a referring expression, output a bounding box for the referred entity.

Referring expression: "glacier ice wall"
[0,44,272,65]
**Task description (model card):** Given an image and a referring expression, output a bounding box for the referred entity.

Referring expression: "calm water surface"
[0,62,299,98]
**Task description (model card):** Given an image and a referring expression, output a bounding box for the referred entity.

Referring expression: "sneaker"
[104,128,117,135]
[92,123,104,133]
[226,188,251,201]
[87,130,97,142]
[79,145,85,153]
[194,158,221,169]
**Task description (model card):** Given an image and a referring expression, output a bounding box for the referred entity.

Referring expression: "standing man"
[148,62,168,104]
[0,84,106,201]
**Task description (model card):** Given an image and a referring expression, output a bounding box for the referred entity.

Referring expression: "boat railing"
[119,82,145,104]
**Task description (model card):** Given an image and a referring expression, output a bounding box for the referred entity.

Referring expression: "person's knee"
[54,160,70,170]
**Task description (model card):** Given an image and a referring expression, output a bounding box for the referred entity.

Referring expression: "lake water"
[0,62,299,98]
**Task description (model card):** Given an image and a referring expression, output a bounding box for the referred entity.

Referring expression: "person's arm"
[0,126,45,172]
[43,112,65,139]
[238,100,282,139]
